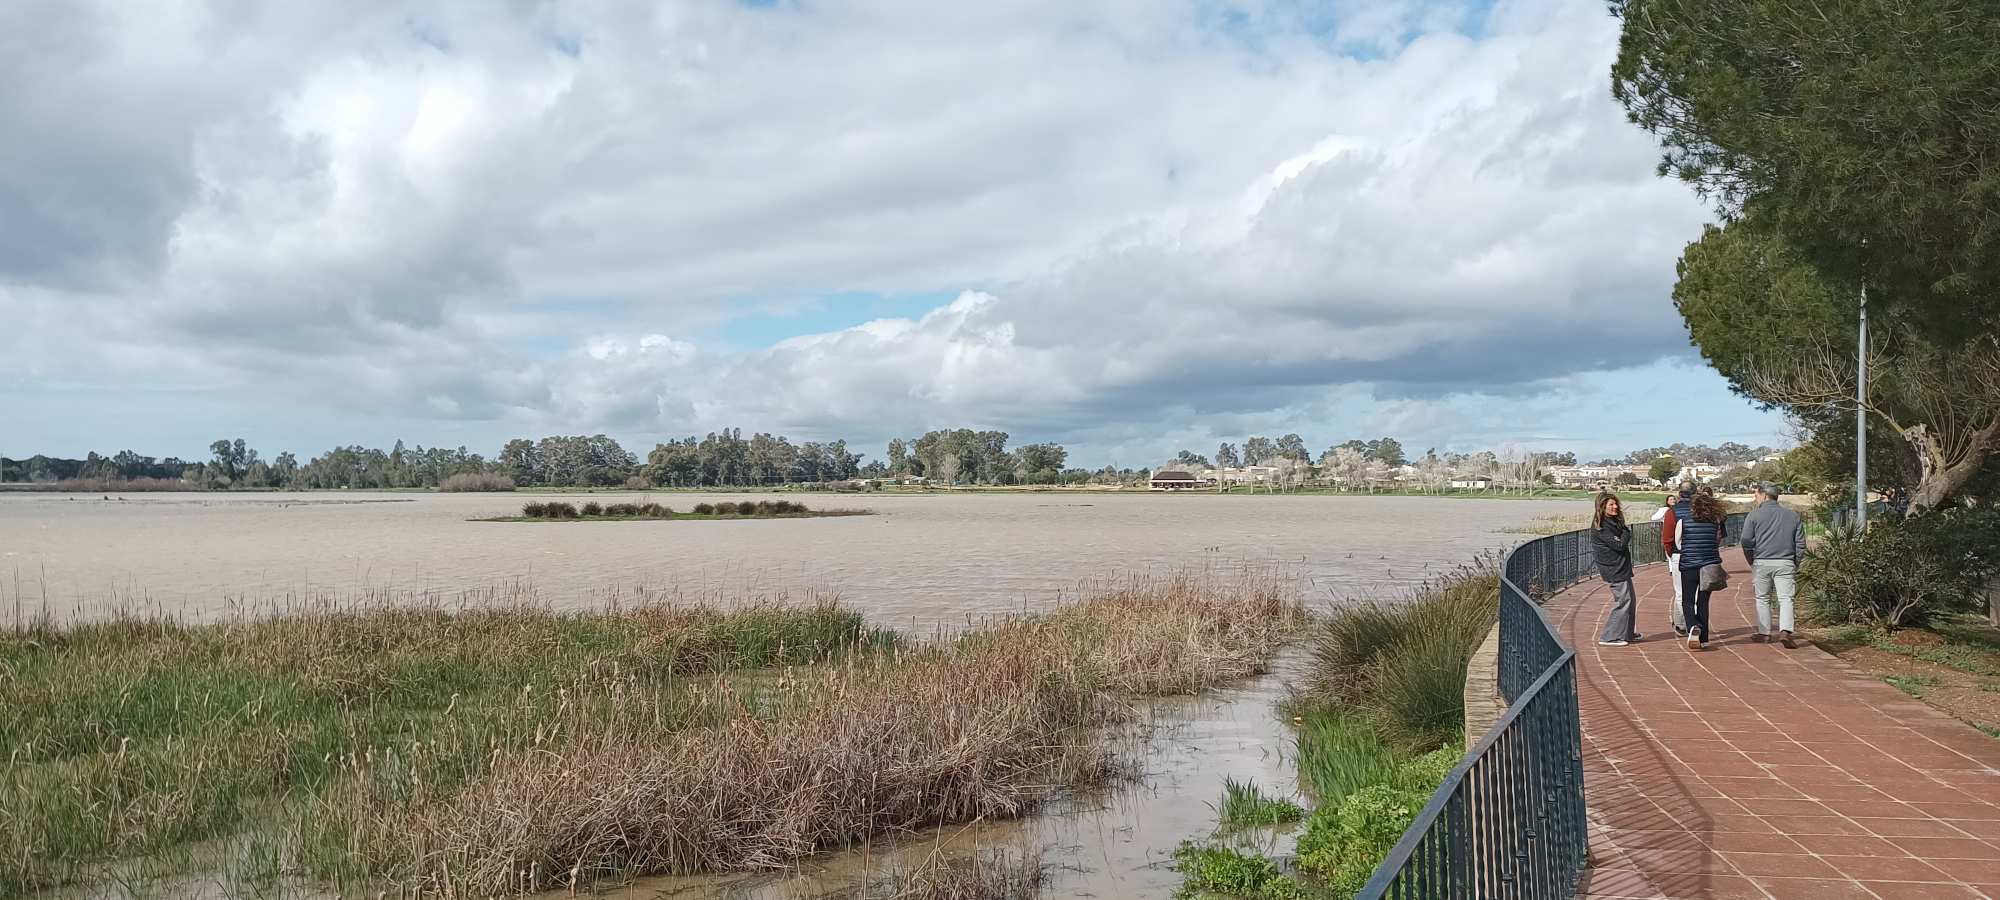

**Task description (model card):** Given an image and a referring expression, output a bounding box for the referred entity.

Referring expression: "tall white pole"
[1856,275,1869,530]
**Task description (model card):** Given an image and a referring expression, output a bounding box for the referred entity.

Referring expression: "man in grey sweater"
[1740,482,1808,648]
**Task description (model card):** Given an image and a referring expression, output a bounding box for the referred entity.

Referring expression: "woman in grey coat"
[1593,493,1640,646]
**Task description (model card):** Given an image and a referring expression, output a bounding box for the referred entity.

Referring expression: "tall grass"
[1292,710,1399,805]
[37,477,199,492]
[1304,565,1498,753]
[3,573,1303,897]
[437,472,515,492]
[1217,778,1304,826]
[0,594,888,894]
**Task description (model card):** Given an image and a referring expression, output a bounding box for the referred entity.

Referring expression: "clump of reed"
[517,501,679,520]
[0,593,887,894]
[1023,571,1306,695]
[310,629,1110,895]
[437,472,516,492]
[1217,778,1304,826]
[874,850,1047,900]
[1303,563,1498,754]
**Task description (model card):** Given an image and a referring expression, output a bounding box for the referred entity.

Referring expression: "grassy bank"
[1172,566,1496,899]
[1810,616,2000,736]
[2,574,1302,897]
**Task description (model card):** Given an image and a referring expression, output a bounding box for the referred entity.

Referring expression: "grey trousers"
[1600,579,1639,642]
[1753,559,1799,634]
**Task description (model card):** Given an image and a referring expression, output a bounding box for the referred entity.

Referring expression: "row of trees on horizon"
[2,434,1779,491]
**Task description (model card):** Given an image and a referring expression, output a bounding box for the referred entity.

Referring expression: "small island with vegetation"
[478,499,871,522]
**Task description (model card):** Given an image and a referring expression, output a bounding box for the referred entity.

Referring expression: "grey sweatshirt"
[1739,499,1806,565]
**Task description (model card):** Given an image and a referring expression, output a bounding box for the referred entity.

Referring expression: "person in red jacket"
[1654,481,1695,635]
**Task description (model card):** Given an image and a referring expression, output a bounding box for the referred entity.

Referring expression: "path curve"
[1545,560,2000,899]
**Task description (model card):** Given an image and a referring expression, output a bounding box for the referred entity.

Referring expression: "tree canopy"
[1612,0,2000,340]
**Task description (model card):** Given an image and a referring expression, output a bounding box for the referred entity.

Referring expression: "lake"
[0,490,1579,625]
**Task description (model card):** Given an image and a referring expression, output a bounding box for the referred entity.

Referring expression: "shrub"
[624,475,655,490]
[520,502,548,518]
[692,503,716,516]
[753,500,777,515]
[438,473,516,492]
[546,502,579,519]
[1295,747,1459,894]
[580,502,605,517]
[1171,843,1304,900]
[713,502,740,516]
[1803,508,2000,630]
[1218,778,1304,826]
[638,503,669,517]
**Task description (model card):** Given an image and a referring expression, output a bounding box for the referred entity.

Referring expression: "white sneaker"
[1686,632,1701,650]
[1599,639,1628,647]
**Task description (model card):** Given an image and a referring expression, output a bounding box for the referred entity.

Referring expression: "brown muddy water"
[0,491,1576,624]
[9,491,1574,899]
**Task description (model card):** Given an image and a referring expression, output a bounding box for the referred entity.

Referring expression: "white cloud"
[0,0,1779,462]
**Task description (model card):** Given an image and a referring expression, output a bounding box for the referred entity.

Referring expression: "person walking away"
[1595,493,1641,646]
[1676,490,1729,649]
[1740,482,1807,648]
[1656,481,1696,635]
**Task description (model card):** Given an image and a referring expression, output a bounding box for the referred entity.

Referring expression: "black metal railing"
[1357,511,1745,899]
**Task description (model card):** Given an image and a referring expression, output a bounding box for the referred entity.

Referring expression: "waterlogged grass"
[1171,843,1307,899]
[482,499,873,522]
[1291,709,1399,806]
[0,595,890,895]
[3,573,1304,897]
[1293,748,1458,895]
[1306,565,1497,753]
[1217,778,1304,827]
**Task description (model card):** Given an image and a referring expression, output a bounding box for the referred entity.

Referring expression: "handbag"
[1699,563,1729,591]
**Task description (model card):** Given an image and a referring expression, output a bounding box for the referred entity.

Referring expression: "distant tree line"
[1,433,1789,491]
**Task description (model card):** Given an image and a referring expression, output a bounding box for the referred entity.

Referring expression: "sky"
[0,0,1787,468]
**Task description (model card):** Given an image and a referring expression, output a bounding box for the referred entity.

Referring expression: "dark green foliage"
[692,503,715,515]
[521,502,548,518]
[546,502,579,519]
[1217,778,1304,827]
[580,501,604,517]
[1803,508,2000,630]
[1611,0,2000,337]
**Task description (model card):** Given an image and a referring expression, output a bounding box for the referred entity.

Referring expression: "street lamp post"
[1856,265,1869,531]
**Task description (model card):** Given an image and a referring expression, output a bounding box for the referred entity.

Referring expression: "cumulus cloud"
[0,0,1773,461]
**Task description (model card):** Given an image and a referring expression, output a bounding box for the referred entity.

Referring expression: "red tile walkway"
[1544,560,2000,899]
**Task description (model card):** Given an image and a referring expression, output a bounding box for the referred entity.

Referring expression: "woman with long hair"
[1675,490,1729,649]
[1593,492,1640,646]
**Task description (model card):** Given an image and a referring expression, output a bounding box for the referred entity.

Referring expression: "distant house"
[1450,478,1493,490]
[1149,470,1201,491]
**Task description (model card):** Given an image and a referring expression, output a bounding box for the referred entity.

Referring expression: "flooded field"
[0,491,1575,625]
[6,490,1570,899]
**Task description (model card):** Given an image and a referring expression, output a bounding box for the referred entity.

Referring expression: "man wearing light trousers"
[1739,482,1808,649]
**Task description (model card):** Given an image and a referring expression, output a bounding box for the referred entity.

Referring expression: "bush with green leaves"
[580,501,604,517]
[1803,507,2000,630]
[1294,747,1458,894]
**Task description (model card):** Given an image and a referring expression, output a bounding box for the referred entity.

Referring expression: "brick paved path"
[1545,560,2000,899]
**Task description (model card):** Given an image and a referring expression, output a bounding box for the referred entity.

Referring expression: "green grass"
[1171,843,1309,900]
[1216,778,1305,827]
[1291,709,1399,805]
[1884,674,1940,699]
[1821,620,2000,677]
[1307,566,1498,754]
[0,599,892,894]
